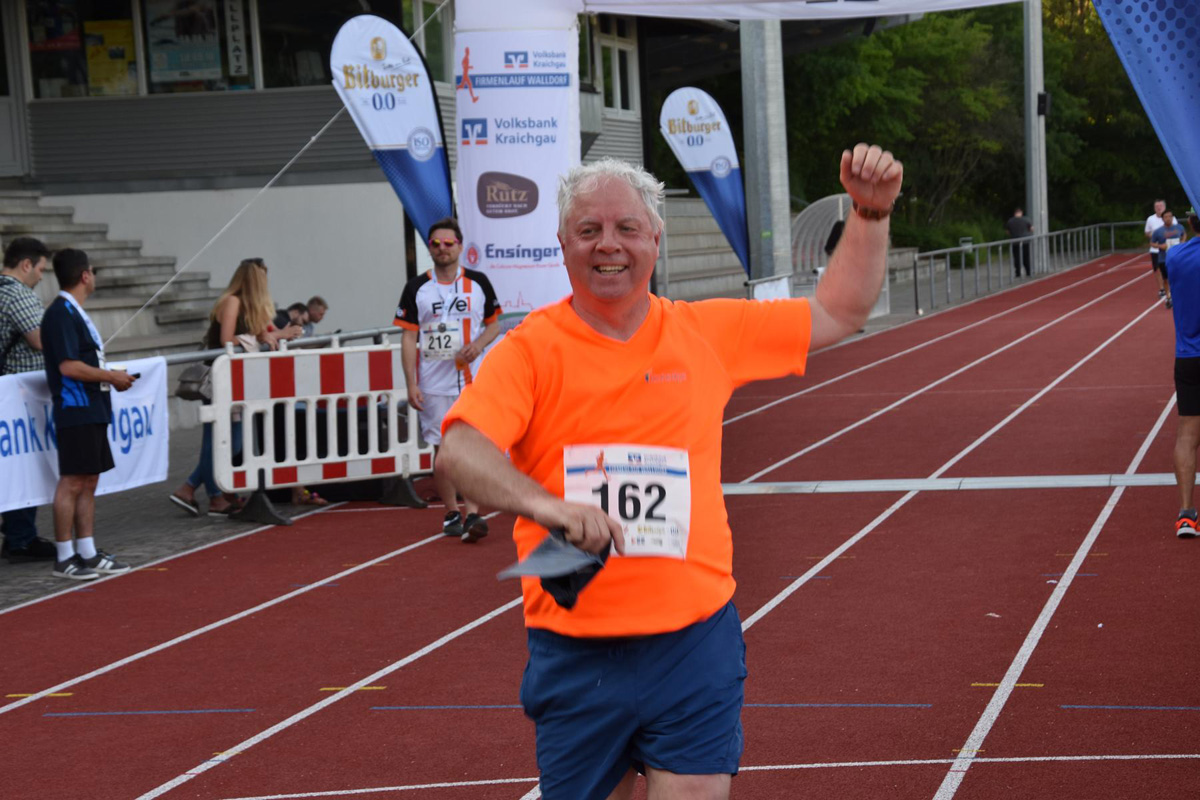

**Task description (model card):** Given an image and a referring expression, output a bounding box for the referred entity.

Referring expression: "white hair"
[557,158,665,235]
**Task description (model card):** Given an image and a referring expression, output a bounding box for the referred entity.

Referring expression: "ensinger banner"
[660,87,750,274]
[0,357,169,513]
[454,28,579,322]
[332,15,454,241]
[1093,0,1200,211]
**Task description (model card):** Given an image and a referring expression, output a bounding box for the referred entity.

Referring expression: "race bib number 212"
[563,444,691,559]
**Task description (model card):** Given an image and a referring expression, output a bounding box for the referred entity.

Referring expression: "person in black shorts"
[41,249,137,580]
[1167,209,1200,537]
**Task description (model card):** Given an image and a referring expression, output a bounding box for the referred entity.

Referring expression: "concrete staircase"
[0,190,218,358]
[656,198,747,301]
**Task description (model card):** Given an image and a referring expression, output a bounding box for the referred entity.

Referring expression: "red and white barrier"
[201,341,433,495]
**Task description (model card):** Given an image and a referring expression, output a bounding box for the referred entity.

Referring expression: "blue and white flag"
[332,15,453,240]
[660,88,750,274]
[1094,0,1200,210]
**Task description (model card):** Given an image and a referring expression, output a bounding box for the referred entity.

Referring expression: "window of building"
[594,15,637,115]
[257,1,403,89]
[26,0,138,98]
[408,0,452,82]
[143,0,254,93]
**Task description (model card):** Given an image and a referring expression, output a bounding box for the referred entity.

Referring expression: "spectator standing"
[1166,208,1200,537]
[304,296,328,338]
[1005,207,1034,278]
[41,248,136,580]
[1146,199,1167,299]
[170,258,301,517]
[394,217,500,543]
[1152,210,1187,309]
[0,237,56,563]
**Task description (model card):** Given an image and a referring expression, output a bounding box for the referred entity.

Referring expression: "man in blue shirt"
[1166,208,1200,537]
[41,249,137,580]
[1152,210,1188,309]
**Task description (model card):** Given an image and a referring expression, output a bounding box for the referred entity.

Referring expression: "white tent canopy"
[457,0,1017,29]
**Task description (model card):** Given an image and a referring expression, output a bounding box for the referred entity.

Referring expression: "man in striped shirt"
[394,217,500,543]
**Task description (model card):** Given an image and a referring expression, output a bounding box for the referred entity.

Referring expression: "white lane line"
[212,753,1200,799]
[0,508,503,717]
[722,472,1178,494]
[741,267,1149,484]
[516,786,542,800]
[0,501,349,617]
[724,254,1140,428]
[742,298,1162,634]
[137,597,524,800]
[931,393,1177,799]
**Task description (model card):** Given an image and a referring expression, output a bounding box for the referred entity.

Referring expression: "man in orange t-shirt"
[439,145,903,800]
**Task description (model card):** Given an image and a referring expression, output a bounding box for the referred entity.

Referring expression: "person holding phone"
[41,248,136,581]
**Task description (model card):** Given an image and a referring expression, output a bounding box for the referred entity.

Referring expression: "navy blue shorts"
[520,601,746,800]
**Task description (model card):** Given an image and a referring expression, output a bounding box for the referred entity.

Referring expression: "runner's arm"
[809,144,903,351]
[439,421,625,554]
[400,328,424,411]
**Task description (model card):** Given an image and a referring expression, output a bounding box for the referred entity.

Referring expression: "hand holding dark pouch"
[497,528,610,609]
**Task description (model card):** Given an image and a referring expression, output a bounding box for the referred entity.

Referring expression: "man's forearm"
[438,422,556,521]
[475,320,502,350]
[813,213,889,341]
[400,330,418,388]
[59,360,112,384]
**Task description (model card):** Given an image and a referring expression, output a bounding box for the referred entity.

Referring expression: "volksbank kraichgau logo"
[370,37,386,61]
[478,172,538,219]
[504,51,529,69]
[461,118,488,146]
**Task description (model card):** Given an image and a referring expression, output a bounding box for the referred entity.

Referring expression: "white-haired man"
[437,144,902,800]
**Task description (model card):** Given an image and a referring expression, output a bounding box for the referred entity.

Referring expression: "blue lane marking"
[746,702,931,709]
[44,709,256,717]
[1061,705,1200,711]
[371,705,523,710]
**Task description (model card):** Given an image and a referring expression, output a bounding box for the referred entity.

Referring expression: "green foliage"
[647,4,1180,252]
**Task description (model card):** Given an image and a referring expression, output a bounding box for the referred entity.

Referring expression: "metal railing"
[903,221,1143,315]
[162,325,402,366]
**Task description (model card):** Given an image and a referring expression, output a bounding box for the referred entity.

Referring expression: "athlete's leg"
[644,768,730,800]
[1174,416,1200,510]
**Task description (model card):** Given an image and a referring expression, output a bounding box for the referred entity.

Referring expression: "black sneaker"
[462,513,489,544]
[80,550,131,574]
[1160,289,1167,298]
[1176,510,1198,539]
[443,511,464,537]
[2,536,57,562]
[1166,297,1173,309]
[52,554,99,581]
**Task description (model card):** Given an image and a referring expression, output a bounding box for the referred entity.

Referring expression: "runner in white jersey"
[1146,198,1166,299]
[394,217,501,542]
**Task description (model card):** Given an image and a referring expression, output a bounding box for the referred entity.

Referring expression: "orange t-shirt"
[443,294,811,637]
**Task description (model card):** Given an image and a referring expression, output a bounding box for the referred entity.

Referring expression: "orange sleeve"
[393,319,418,331]
[689,298,811,387]
[441,331,535,452]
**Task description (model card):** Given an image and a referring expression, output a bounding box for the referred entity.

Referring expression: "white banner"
[0,357,169,513]
[660,87,739,173]
[454,28,579,322]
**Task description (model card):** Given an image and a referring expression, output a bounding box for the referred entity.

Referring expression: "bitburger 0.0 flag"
[331,15,453,239]
[1094,0,1200,210]
[660,88,750,274]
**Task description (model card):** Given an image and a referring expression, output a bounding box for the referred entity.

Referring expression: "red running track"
[3,252,1198,800]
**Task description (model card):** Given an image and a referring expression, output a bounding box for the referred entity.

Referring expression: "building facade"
[0,1,644,339]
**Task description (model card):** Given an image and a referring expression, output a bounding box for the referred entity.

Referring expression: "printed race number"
[421,322,461,361]
[563,444,691,559]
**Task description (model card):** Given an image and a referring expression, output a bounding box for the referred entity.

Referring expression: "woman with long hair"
[169,259,301,516]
